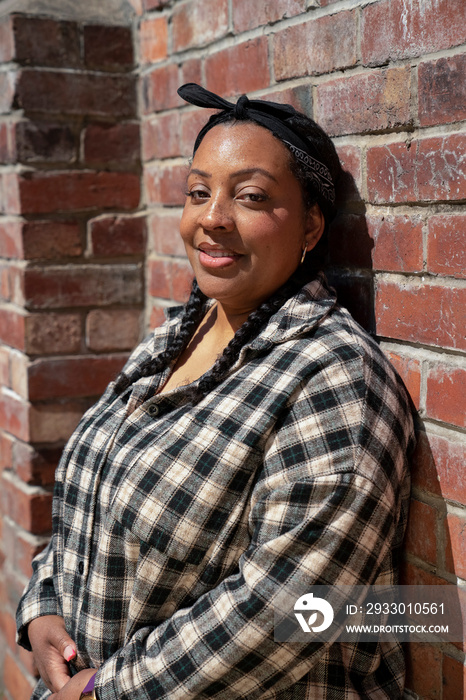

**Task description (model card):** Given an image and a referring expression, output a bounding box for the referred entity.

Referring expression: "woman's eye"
[186,189,209,202]
[238,192,268,203]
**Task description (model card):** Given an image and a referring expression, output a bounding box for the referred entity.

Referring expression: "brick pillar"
[0,7,142,697]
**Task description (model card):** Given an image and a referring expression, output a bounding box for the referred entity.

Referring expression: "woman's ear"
[303,204,325,252]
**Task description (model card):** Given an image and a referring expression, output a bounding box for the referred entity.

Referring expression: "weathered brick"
[3,652,35,700]
[315,67,411,136]
[148,210,185,257]
[142,113,181,161]
[172,0,228,51]
[0,219,23,259]
[260,84,313,116]
[367,214,423,272]
[405,643,442,700]
[29,400,87,444]
[384,351,421,408]
[427,214,465,278]
[423,433,466,505]
[83,122,140,169]
[25,312,82,355]
[0,121,15,164]
[180,58,202,88]
[418,54,466,127]
[13,16,80,68]
[0,306,25,349]
[28,355,129,400]
[375,281,466,350]
[0,346,9,388]
[334,145,362,194]
[15,120,76,164]
[143,0,171,8]
[13,441,59,487]
[22,221,82,260]
[0,72,15,114]
[426,365,465,428]
[404,499,437,565]
[10,349,28,398]
[2,518,47,577]
[445,514,466,579]
[0,389,29,441]
[410,431,442,499]
[149,258,193,303]
[140,16,168,64]
[18,171,140,214]
[149,303,168,329]
[90,214,146,257]
[16,70,137,118]
[86,309,142,352]
[0,16,14,63]
[233,0,306,32]
[367,135,466,203]
[83,25,134,70]
[205,39,270,96]
[1,473,52,534]
[143,63,180,114]
[180,109,215,157]
[273,12,357,81]
[0,171,21,214]
[361,0,466,64]
[145,163,187,206]
[23,264,143,309]
[442,654,466,700]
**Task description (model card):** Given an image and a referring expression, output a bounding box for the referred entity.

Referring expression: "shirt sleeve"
[94,349,413,699]
[16,537,60,650]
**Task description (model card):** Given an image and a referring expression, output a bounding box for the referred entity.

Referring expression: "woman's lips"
[198,247,242,269]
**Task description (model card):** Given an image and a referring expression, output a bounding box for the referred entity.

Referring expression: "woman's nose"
[200,194,234,230]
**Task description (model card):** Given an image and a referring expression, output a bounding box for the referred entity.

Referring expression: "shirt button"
[78,561,84,575]
[148,404,159,416]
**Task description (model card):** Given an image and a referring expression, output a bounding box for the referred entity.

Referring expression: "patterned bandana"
[177,83,336,205]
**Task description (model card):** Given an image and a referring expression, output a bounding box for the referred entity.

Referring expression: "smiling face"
[180,122,325,318]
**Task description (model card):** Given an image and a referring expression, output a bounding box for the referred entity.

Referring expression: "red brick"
[445,514,466,579]
[9,263,24,306]
[13,441,59,487]
[367,135,466,203]
[0,389,29,441]
[142,113,181,161]
[140,16,168,64]
[273,12,357,81]
[172,0,228,51]
[149,258,193,303]
[400,560,447,587]
[404,499,437,565]
[0,346,9,388]
[23,264,143,309]
[180,109,216,157]
[1,473,52,534]
[0,171,21,215]
[86,309,142,352]
[29,355,129,401]
[148,211,185,257]
[375,281,466,351]
[335,145,362,194]
[13,16,80,68]
[0,72,15,114]
[410,431,441,498]
[0,220,23,259]
[442,654,466,700]
[361,0,466,64]
[149,304,167,329]
[10,350,27,398]
[367,214,423,272]
[384,351,421,408]
[427,214,466,278]
[29,400,87,444]
[18,171,140,214]
[83,122,140,169]
[145,163,187,206]
[205,39,270,96]
[426,365,466,428]
[143,63,180,114]
[428,434,466,505]
[0,121,15,164]
[83,25,134,70]
[15,120,76,165]
[405,642,442,700]
[233,0,306,32]
[89,215,146,257]
[25,312,82,355]
[22,221,82,260]
[0,16,14,62]
[3,652,35,700]
[315,67,411,136]
[2,518,47,577]
[16,70,136,118]
[180,58,202,88]
[0,306,25,349]
[143,0,171,8]
[418,54,466,127]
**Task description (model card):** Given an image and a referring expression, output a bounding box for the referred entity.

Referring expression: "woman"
[17,84,415,699]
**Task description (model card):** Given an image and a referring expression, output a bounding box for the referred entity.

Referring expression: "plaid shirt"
[17,275,415,700]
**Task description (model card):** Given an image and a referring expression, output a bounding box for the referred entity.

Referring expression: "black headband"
[177,83,336,206]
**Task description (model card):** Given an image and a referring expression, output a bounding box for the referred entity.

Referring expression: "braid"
[113,280,207,394]
[188,268,311,405]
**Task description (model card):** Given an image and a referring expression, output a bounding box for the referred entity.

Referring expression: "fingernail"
[64,645,76,662]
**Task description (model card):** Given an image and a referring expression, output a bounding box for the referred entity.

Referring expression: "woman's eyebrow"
[187,167,279,183]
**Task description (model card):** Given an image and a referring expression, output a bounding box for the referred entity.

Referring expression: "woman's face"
[180,122,324,317]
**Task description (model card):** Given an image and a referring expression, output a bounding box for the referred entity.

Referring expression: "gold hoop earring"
[300,246,307,265]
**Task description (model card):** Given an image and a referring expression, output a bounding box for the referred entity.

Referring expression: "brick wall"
[0,0,465,698]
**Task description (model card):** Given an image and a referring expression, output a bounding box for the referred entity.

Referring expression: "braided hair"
[114,109,343,404]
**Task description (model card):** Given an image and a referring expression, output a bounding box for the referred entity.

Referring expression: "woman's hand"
[49,669,97,700]
[28,615,77,692]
